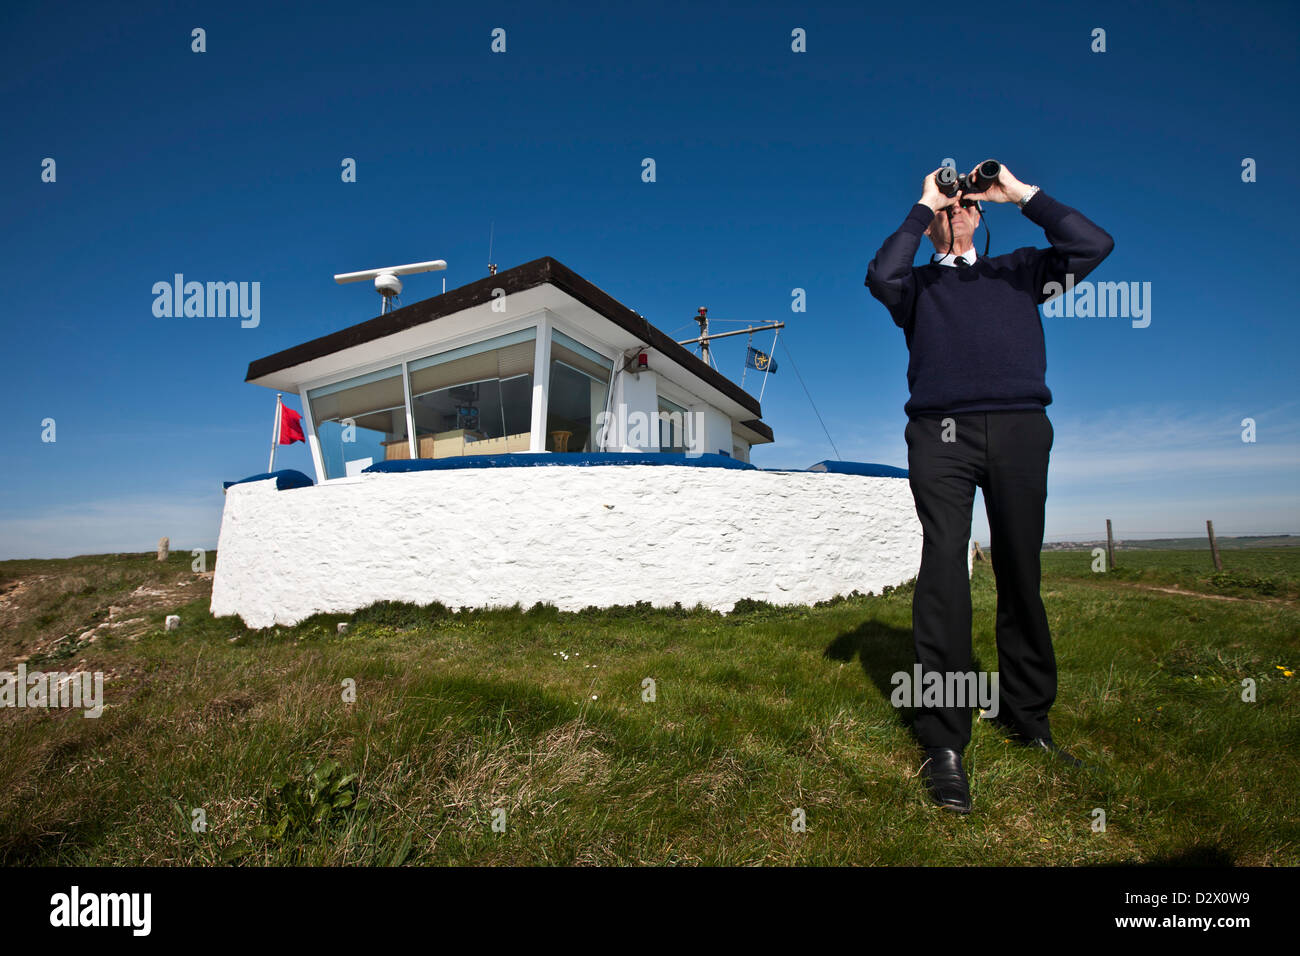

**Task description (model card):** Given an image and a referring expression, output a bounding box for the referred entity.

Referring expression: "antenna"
[487,222,497,276]
[695,307,710,366]
[334,258,447,314]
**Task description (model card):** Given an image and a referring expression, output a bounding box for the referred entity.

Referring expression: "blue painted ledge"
[222,469,316,491]
[359,453,909,477]
[806,460,910,478]
[364,452,755,473]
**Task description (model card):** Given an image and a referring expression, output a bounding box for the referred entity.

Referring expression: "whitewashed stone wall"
[210,465,968,628]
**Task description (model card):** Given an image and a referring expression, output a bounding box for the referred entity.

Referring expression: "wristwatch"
[1016,185,1039,208]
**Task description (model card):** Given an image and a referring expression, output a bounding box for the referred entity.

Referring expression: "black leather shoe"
[984,716,1084,768]
[1022,735,1084,768]
[921,747,971,814]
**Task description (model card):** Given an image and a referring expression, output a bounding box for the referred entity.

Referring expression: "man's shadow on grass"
[824,618,988,737]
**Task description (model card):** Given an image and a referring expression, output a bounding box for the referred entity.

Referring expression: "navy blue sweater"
[865,191,1114,417]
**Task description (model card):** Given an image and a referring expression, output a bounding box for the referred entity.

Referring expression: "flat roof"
[246,256,771,439]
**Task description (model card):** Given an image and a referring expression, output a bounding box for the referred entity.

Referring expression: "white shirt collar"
[934,249,977,268]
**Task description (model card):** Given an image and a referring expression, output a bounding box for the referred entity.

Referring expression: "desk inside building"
[382,429,532,460]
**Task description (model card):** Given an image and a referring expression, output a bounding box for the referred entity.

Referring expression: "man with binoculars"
[866,161,1113,813]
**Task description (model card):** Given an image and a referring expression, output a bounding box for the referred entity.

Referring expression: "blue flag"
[746,345,778,373]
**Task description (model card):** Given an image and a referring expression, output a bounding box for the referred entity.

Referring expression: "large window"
[546,329,613,452]
[407,328,536,460]
[308,365,407,480]
[303,325,634,478]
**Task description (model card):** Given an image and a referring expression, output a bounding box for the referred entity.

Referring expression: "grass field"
[0,547,1296,865]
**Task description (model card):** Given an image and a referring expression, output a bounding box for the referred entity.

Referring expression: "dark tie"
[955,257,970,270]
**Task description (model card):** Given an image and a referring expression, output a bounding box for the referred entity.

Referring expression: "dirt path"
[1062,577,1295,608]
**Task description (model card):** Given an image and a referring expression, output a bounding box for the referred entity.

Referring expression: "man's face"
[926,202,981,250]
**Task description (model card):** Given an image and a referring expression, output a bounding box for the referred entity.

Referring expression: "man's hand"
[970,163,1031,204]
[918,169,961,213]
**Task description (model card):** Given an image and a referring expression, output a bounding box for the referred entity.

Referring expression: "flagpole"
[268,393,282,472]
[758,330,780,404]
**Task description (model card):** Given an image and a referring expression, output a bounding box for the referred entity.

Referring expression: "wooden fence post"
[1106,519,1115,571]
[1207,520,1223,572]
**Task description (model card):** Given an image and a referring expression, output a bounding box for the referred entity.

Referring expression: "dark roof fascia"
[737,419,775,444]
[245,256,763,419]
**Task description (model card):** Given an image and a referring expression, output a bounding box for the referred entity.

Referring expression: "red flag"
[278,404,305,445]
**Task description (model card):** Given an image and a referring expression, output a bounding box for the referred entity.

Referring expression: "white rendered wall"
[607,369,660,451]
[696,405,733,457]
[211,465,967,628]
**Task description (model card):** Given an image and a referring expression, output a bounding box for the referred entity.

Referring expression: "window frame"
[544,323,619,454]
[298,314,545,482]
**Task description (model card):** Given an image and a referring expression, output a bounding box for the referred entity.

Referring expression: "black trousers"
[904,409,1056,750]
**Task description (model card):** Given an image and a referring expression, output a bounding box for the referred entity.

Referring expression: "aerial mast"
[695,307,710,367]
[678,310,786,375]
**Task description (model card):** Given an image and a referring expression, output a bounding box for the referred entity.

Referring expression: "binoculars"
[936,160,1001,205]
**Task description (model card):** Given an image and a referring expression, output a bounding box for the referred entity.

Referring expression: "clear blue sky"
[2,0,1296,558]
